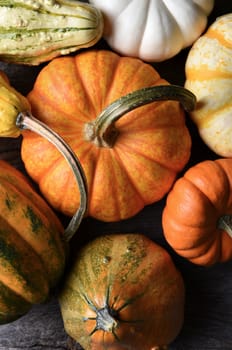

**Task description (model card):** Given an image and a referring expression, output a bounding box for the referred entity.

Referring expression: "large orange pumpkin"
[162,158,232,266]
[21,50,194,222]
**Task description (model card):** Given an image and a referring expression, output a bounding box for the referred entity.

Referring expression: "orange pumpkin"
[21,50,195,222]
[162,158,232,266]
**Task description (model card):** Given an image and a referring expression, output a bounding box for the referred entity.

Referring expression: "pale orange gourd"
[185,13,232,157]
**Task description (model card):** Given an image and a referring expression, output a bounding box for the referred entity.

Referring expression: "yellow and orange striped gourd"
[185,13,232,157]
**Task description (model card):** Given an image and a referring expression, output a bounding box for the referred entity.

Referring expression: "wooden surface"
[0,1,231,349]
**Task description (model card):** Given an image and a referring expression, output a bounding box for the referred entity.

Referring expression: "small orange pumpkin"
[162,158,232,266]
[21,50,195,222]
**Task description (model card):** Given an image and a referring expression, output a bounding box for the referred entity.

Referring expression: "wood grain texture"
[0,1,231,349]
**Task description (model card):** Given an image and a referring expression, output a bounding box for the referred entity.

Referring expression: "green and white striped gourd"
[0,0,103,65]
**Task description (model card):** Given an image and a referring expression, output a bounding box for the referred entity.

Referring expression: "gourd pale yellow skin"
[162,158,232,266]
[0,71,30,137]
[59,233,185,350]
[89,0,214,62]
[0,0,103,65]
[21,50,194,222]
[185,13,232,157]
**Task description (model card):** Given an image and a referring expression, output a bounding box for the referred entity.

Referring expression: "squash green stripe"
[0,234,20,263]
[5,193,14,211]
[0,280,31,324]
[0,228,49,303]
[24,205,43,234]
[0,27,98,38]
[0,177,65,289]
[0,1,103,65]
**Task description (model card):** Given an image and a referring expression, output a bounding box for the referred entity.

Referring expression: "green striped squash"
[0,0,103,65]
[0,159,66,324]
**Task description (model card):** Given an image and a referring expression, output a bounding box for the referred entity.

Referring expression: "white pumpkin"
[89,0,214,62]
[185,13,232,157]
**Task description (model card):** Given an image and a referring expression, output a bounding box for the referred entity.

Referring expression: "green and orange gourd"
[59,233,185,350]
[0,70,87,323]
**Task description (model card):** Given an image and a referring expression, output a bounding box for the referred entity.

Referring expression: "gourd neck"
[84,85,196,148]
[218,215,232,238]
[16,111,88,242]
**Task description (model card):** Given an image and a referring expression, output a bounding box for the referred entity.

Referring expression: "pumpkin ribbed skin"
[0,160,66,324]
[185,13,232,157]
[21,50,191,222]
[162,158,232,266]
[59,233,185,350]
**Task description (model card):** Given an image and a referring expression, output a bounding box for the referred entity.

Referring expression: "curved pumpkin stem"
[16,111,88,242]
[218,215,232,238]
[84,85,196,148]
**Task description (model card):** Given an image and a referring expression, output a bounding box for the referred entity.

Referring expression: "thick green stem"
[84,85,196,148]
[16,111,88,242]
[218,215,232,238]
[95,306,118,333]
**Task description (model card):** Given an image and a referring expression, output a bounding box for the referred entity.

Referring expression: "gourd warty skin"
[0,0,103,65]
